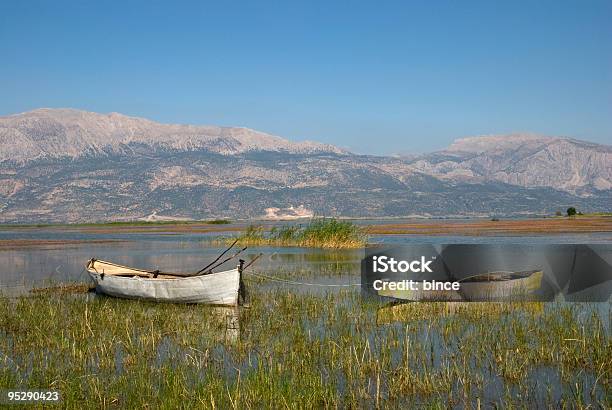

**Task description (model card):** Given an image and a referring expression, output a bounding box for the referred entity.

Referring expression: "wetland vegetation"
[0,218,610,408]
[232,219,367,249]
[0,280,609,408]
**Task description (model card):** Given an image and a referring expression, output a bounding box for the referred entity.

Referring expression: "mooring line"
[244,271,361,287]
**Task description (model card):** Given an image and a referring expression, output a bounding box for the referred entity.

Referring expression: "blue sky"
[1,1,610,154]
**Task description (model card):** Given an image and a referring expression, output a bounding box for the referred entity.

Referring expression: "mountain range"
[0,109,610,222]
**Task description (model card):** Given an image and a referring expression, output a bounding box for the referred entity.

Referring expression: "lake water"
[0,226,610,291]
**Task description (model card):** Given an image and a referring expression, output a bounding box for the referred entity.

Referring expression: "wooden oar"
[201,246,248,274]
[243,253,263,270]
[196,238,239,274]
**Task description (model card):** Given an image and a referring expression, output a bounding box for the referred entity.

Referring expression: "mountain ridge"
[409,133,611,194]
[0,108,347,164]
[0,109,610,222]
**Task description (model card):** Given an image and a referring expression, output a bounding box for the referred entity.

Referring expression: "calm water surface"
[0,226,610,290]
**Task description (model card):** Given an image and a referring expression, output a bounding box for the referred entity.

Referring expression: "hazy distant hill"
[408,133,612,195]
[0,109,609,222]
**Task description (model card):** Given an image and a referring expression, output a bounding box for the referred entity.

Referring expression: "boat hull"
[377,270,544,302]
[88,269,240,305]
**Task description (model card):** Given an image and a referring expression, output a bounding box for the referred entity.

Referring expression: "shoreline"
[366,216,612,236]
[1,216,610,234]
[0,217,609,250]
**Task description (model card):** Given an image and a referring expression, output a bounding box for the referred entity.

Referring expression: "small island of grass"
[232,219,366,248]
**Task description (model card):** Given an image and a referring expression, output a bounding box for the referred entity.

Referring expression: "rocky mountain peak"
[0,108,347,163]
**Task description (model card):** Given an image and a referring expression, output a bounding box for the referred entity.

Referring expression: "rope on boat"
[244,271,361,287]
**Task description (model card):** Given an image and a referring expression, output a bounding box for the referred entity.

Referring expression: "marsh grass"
[0,286,609,408]
[231,219,367,248]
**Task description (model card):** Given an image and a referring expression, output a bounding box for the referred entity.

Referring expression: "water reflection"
[375,301,545,325]
[211,306,240,343]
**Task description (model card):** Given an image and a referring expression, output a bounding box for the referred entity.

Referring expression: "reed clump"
[232,219,367,248]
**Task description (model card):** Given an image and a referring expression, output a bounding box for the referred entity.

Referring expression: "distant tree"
[567,207,577,217]
[555,211,562,217]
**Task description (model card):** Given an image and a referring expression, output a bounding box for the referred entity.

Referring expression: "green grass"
[0,287,609,408]
[205,219,232,225]
[231,219,367,248]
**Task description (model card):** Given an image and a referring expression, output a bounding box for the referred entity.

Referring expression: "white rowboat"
[86,259,241,305]
[377,270,544,302]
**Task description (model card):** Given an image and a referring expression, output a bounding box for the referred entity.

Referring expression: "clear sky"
[1,1,610,154]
